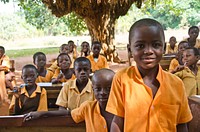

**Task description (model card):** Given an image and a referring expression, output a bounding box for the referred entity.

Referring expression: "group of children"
[1,18,200,131]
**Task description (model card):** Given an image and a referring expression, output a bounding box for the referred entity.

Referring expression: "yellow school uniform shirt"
[47,60,58,73]
[169,58,179,72]
[9,85,48,111]
[183,38,200,48]
[0,54,10,72]
[36,70,54,83]
[175,67,200,96]
[71,100,108,132]
[165,43,178,54]
[87,55,109,72]
[106,65,192,132]
[52,68,76,83]
[56,79,95,110]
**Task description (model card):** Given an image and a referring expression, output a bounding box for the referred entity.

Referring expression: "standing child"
[106,18,192,132]
[169,41,189,73]
[165,36,178,54]
[24,68,114,132]
[9,64,47,115]
[68,40,77,67]
[33,52,54,83]
[173,47,200,96]
[87,41,109,72]
[80,41,90,57]
[51,53,75,84]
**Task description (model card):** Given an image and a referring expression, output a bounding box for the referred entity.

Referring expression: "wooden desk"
[37,83,63,109]
[188,95,200,132]
[0,115,85,132]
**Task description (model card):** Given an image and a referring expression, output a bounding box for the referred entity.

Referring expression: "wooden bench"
[0,115,85,132]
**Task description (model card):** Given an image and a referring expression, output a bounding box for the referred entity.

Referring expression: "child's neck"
[188,64,198,75]
[37,67,46,76]
[188,38,196,46]
[170,45,175,49]
[76,79,88,93]
[93,54,99,58]
[26,84,37,96]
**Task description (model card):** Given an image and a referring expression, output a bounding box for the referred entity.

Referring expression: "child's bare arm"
[51,73,63,84]
[110,115,124,132]
[171,65,185,74]
[177,123,188,132]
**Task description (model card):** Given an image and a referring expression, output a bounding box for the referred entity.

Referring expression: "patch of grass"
[6,47,59,58]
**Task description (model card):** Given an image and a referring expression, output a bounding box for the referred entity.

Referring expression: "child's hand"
[13,86,20,98]
[23,111,41,122]
[57,73,63,80]
[174,65,185,73]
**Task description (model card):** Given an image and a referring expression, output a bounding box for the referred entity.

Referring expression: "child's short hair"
[91,41,102,48]
[68,40,74,44]
[81,41,89,46]
[129,18,165,44]
[185,47,200,56]
[188,26,199,33]
[33,52,46,63]
[22,64,38,74]
[92,68,115,81]
[57,53,71,63]
[74,57,91,68]
[0,46,5,53]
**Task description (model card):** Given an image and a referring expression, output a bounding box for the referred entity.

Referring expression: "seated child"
[173,47,200,96]
[33,52,54,83]
[183,26,200,48]
[169,41,189,73]
[24,68,114,132]
[87,41,109,72]
[165,36,178,54]
[48,44,70,72]
[9,64,47,115]
[0,46,10,73]
[51,53,75,84]
[23,57,95,120]
[80,41,90,57]
[106,18,192,132]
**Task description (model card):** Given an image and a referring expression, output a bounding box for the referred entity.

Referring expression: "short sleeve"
[38,88,48,111]
[56,83,69,108]
[106,73,124,117]
[71,101,87,123]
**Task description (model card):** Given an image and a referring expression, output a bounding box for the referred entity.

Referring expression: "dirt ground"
[14,49,130,85]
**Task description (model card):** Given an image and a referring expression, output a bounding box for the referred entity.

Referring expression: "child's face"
[178,43,189,53]
[92,74,112,108]
[189,28,199,40]
[182,49,198,66]
[35,54,46,68]
[130,26,164,70]
[68,42,74,52]
[22,68,37,86]
[74,61,90,82]
[169,37,177,47]
[0,48,5,58]
[60,45,69,54]
[92,44,101,57]
[81,43,89,52]
[58,55,71,70]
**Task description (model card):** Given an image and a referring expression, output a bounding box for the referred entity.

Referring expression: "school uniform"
[175,67,200,96]
[56,79,95,110]
[0,54,10,72]
[87,55,109,72]
[169,58,179,72]
[36,70,54,83]
[183,38,200,48]
[52,68,76,83]
[71,100,109,132]
[47,60,58,73]
[106,65,192,132]
[9,85,48,114]
[165,43,178,54]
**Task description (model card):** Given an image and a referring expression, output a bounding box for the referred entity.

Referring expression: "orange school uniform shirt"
[9,85,48,112]
[52,68,76,83]
[175,67,200,96]
[71,100,108,132]
[87,55,109,72]
[0,54,10,72]
[165,43,178,54]
[169,58,179,72]
[36,70,54,83]
[56,79,95,110]
[106,65,192,132]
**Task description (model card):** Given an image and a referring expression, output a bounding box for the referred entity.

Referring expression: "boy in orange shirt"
[33,52,54,83]
[9,64,47,115]
[87,41,109,72]
[165,36,178,54]
[24,68,114,132]
[106,18,192,132]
